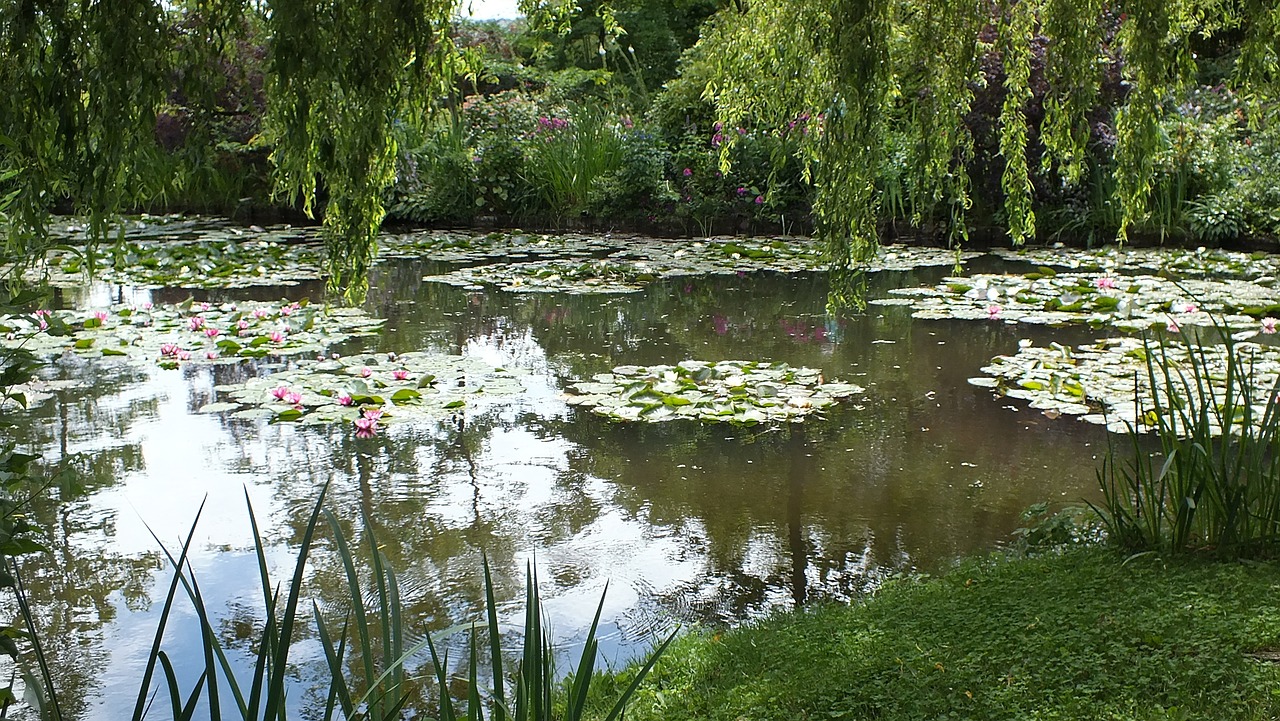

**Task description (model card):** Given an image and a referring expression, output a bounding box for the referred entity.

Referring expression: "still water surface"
[18,244,1112,718]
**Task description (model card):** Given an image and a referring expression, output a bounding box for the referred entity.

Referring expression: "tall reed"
[14,484,672,719]
[1095,320,1280,556]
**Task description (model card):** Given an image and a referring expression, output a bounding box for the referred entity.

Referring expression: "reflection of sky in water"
[20,261,1117,718]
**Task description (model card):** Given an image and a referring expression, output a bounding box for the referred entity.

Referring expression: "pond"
[11,220,1202,719]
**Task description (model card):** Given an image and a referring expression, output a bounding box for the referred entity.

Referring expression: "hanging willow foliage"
[701,0,1280,301]
[0,0,171,273]
[265,0,462,302]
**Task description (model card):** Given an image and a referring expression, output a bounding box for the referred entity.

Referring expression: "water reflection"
[15,252,1120,718]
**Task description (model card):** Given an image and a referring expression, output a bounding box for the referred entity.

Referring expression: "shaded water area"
[14,235,1117,718]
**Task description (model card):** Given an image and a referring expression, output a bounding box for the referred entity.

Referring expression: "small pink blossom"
[253,309,269,319]
[683,168,692,177]
[93,310,108,322]
[141,302,153,311]
[1263,317,1278,334]
[189,316,206,331]
[337,392,353,406]
[268,331,286,343]
[206,351,218,360]
[38,319,47,331]
[285,391,302,405]
[363,407,384,420]
[160,343,181,357]
[1172,302,1198,314]
[272,385,290,401]
[176,350,192,361]
[1167,319,1181,333]
[359,367,372,378]
[199,302,211,312]
[393,369,409,381]
[280,304,295,316]
[237,319,250,330]
[1094,277,1117,290]
[354,417,378,438]
[754,195,764,204]
[33,309,51,318]
[987,305,1002,320]
[205,327,220,339]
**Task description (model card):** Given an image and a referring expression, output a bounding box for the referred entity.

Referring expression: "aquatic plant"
[207,351,524,426]
[1094,321,1280,556]
[0,299,384,369]
[564,360,862,424]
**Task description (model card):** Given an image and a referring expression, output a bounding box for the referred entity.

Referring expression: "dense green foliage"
[592,548,1280,720]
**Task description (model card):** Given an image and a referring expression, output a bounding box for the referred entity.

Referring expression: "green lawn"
[597,549,1280,720]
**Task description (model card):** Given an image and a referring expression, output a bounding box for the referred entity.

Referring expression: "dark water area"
[14,249,1117,718]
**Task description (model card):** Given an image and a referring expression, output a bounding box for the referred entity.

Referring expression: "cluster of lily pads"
[992,245,1280,280]
[379,230,617,263]
[204,352,525,430]
[0,299,383,368]
[22,217,323,289]
[421,236,978,295]
[563,360,863,424]
[970,337,1280,434]
[874,268,1280,332]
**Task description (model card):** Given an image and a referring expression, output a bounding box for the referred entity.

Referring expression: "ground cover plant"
[589,548,1280,721]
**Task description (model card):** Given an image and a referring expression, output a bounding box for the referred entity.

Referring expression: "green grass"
[594,548,1280,721]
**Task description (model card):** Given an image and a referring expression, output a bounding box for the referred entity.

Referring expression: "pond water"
[13,227,1123,718]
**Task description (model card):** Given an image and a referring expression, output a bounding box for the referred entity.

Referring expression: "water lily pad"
[971,336,1280,434]
[19,216,325,289]
[0,299,384,368]
[564,360,862,424]
[207,352,526,429]
[872,271,1280,332]
[992,245,1280,280]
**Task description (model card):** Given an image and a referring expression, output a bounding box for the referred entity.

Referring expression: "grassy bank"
[593,548,1280,720]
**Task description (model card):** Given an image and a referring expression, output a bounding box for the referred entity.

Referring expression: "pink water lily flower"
[280,305,294,317]
[393,369,410,381]
[189,316,206,331]
[285,391,302,405]
[237,319,251,330]
[272,385,290,401]
[1167,319,1181,333]
[253,309,269,319]
[92,310,108,322]
[160,343,181,357]
[176,350,192,361]
[1263,317,1278,334]
[38,319,47,331]
[363,407,384,421]
[1172,302,1198,314]
[337,392,354,406]
[205,327,220,339]
[206,351,218,360]
[141,302,153,311]
[199,302,211,312]
[33,309,51,317]
[354,417,378,438]
[359,367,372,378]
[268,331,286,343]
[987,304,1002,320]
[1094,277,1117,290]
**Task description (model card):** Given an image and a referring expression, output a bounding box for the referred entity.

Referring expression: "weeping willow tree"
[0,0,172,267]
[0,0,463,301]
[266,0,463,301]
[701,0,1280,305]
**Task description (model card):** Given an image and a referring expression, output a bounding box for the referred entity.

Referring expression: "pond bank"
[591,547,1280,720]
